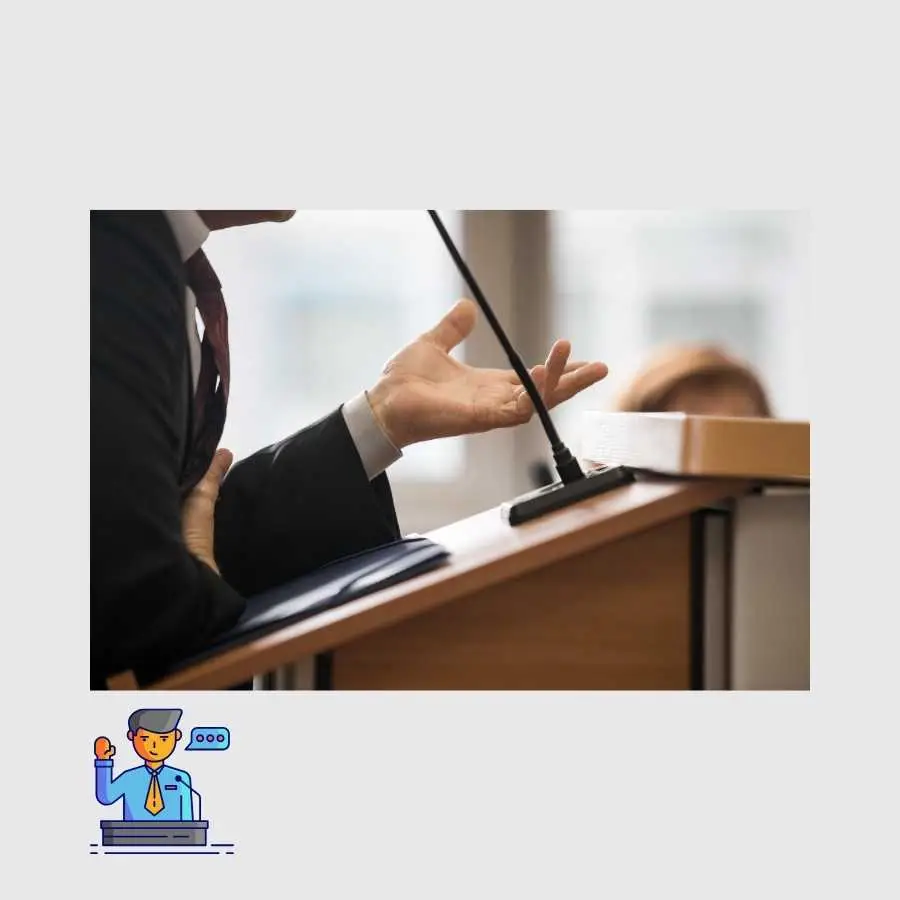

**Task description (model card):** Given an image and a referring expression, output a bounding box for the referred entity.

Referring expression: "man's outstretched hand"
[367,299,608,449]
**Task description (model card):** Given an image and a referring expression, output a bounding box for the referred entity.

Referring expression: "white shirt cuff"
[341,392,402,481]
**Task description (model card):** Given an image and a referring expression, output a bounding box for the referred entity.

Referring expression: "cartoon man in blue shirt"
[94,708,194,820]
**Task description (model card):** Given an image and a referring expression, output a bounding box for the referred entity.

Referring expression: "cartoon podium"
[100,819,209,847]
[94,709,218,848]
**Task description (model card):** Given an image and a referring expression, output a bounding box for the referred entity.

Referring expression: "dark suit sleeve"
[214,411,401,597]
[91,212,246,686]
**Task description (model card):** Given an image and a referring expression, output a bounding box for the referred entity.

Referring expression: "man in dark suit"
[90,211,607,688]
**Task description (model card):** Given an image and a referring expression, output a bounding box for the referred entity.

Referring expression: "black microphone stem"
[176,775,201,822]
[427,210,584,485]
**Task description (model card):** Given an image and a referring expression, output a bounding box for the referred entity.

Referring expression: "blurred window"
[549,210,808,431]
[207,210,465,482]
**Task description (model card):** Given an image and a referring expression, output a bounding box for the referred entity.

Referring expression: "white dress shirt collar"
[161,209,401,479]
[164,211,210,262]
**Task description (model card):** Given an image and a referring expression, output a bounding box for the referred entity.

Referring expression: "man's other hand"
[181,449,233,574]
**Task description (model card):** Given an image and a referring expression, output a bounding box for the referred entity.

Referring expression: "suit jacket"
[90,212,400,688]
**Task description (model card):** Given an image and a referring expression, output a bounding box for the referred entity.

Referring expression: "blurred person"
[91,211,608,687]
[529,343,771,488]
[613,344,772,417]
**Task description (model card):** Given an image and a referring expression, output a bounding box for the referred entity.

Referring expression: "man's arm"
[91,212,245,685]
[214,406,401,597]
[94,760,126,805]
[94,738,124,804]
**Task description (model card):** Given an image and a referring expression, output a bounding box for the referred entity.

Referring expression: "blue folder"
[171,535,450,670]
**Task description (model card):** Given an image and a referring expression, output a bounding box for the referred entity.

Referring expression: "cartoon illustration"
[93,709,231,851]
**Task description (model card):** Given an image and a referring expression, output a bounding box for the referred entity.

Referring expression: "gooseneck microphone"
[175,774,202,822]
[427,210,634,525]
[427,210,584,486]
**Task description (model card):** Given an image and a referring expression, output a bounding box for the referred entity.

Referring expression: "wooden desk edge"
[124,477,752,690]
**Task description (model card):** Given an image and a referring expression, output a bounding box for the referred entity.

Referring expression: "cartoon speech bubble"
[185,726,230,751]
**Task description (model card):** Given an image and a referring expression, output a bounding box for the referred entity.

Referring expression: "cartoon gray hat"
[128,708,183,734]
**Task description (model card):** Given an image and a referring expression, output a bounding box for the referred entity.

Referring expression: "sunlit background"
[208,210,809,534]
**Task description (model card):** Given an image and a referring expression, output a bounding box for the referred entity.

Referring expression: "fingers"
[529,364,546,390]
[559,361,594,375]
[181,449,231,574]
[508,358,598,386]
[207,447,234,481]
[190,448,234,504]
[515,366,545,418]
[546,361,609,407]
[542,340,571,400]
[514,356,607,417]
[423,299,478,352]
[94,737,115,759]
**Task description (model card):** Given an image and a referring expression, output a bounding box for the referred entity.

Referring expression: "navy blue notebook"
[169,535,451,671]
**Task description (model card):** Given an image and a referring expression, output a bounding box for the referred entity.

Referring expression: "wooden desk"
[129,476,755,691]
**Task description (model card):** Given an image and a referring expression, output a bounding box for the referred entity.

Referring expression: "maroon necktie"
[180,249,230,495]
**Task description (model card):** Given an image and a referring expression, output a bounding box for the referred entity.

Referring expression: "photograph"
[91,209,809,691]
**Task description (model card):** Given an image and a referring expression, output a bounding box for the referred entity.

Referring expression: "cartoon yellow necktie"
[145,772,163,815]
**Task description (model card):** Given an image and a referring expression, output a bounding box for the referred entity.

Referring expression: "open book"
[579,412,809,481]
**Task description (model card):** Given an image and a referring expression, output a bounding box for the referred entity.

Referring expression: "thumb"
[195,448,234,501]
[207,448,234,482]
[423,299,477,352]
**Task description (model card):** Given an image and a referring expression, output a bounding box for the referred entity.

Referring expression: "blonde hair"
[614,344,772,417]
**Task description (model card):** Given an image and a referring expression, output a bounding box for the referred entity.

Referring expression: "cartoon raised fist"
[94,736,116,760]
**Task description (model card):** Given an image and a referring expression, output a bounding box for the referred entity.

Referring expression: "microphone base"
[501,465,635,526]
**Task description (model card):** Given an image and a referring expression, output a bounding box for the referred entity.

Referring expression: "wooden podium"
[111,416,809,692]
